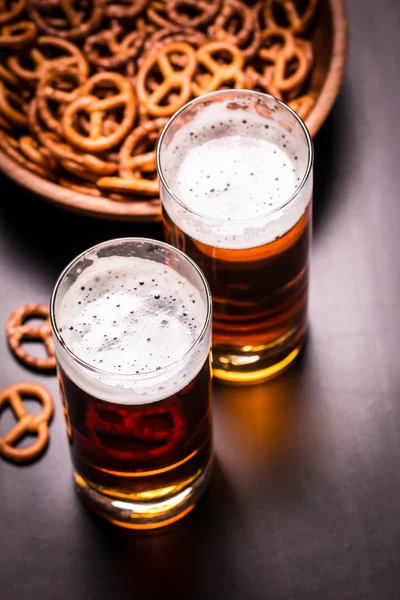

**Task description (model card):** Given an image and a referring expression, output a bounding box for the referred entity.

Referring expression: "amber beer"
[158,90,313,383]
[50,238,213,529]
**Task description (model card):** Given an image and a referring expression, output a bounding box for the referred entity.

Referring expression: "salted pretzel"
[84,23,146,70]
[7,36,89,83]
[0,20,38,49]
[27,0,105,40]
[62,72,136,152]
[0,383,53,464]
[263,0,319,34]
[192,41,245,96]
[210,0,260,59]
[37,66,87,135]
[166,0,221,28]
[98,117,167,196]
[0,0,26,26]
[137,42,196,117]
[105,0,147,19]
[5,303,56,370]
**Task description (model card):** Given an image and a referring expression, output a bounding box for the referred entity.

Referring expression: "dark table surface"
[1,2,400,599]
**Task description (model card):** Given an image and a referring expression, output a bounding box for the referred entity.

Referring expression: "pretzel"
[28,0,105,40]
[58,176,102,196]
[28,100,118,175]
[98,117,167,196]
[137,42,196,117]
[62,72,136,152]
[263,0,319,34]
[258,26,295,62]
[192,41,245,96]
[105,0,147,19]
[0,130,57,179]
[257,27,311,93]
[0,0,26,26]
[166,0,221,28]
[7,36,89,83]
[210,0,260,59]
[0,81,28,127]
[84,23,146,70]
[36,66,85,135]
[272,38,311,92]
[288,93,314,119]
[0,20,38,49]
[5,304,56,371]
[19,134,57,170]
[0,382,53,464]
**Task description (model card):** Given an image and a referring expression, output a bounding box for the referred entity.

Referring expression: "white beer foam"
[161,101,312,249]
[55,255,209,405]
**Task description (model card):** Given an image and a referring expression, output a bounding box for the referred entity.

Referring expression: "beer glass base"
[212,329,307,384]
[73,456,214,530]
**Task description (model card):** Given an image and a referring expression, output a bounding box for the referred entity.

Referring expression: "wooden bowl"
[0,0,348,222]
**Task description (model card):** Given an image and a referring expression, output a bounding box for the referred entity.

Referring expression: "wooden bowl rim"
[0,0,348,221]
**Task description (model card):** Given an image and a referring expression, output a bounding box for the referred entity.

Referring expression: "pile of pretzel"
[0,0,318,201]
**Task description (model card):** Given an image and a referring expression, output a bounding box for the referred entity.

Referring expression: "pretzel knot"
[97,117,168,196]
[257,27,312,93]
[62,72,136,152]
[263,0,319,35]
[137,42,196,117]
[192,41,245,96]
[7,36,89,83]
[5,304,56,371]
[0,382,53,463]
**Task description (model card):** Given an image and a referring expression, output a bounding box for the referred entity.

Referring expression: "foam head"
[52,244,211,405]
[159,93,313,249]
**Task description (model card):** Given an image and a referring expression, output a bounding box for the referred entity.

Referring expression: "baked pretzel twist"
[0,382,53,463]
[5,303,56,370]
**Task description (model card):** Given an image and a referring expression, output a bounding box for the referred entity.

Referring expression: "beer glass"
[50,238,213,529]
[157,90,313,383]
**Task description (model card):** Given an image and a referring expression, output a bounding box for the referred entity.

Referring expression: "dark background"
[1,1,400,599]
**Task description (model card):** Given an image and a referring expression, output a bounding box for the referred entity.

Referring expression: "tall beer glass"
[157,90,313,383]
[50,238,213,529]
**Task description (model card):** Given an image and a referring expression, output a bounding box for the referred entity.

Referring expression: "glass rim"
[156,89,314,225]
[50,237,212,382]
